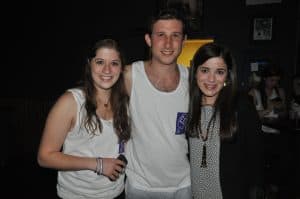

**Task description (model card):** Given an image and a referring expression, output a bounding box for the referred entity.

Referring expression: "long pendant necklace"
[200,132,208,168]
[199,106,215,168]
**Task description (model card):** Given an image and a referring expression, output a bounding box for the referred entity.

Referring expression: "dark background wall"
[7,0,157,98]
[202,0,299,94]
[3,0,299,98]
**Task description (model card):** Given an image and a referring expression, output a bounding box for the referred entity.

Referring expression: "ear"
[183,34,187,41]
[180,35,187,48]
[145,34,152,47]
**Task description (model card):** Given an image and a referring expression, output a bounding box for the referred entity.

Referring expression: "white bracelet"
[95,157,103,175]
[100,158,103,175]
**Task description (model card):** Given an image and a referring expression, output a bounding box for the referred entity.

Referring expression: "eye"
[95,59,104,65]
[155,32,165,37]
[199,67,209,73]
[172,33,183,40]
[111,61,121,67]
[216,69,227,75]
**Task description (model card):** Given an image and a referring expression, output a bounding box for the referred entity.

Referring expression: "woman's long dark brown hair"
[81,39,130,141]
[186,42,238,139]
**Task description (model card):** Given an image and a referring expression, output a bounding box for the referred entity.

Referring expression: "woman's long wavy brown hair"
[80,39,130,141]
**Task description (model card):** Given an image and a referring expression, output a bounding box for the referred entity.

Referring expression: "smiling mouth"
[100,76,113,81]
[161,50,174,55]
[204,84,217,90]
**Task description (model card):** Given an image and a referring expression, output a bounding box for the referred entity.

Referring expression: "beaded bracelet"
[95,157,103,175]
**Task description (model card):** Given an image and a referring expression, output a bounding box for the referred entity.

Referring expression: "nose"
[103,63,111,74]
[207,72,216,82]
[165,36,172,48]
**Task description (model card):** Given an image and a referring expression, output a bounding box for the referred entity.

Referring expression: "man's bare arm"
[123,64,132,96]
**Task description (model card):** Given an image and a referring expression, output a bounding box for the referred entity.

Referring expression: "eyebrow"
[199,65,227,69]
[94,58,120,61]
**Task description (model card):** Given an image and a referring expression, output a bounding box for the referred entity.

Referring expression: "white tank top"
[57,88,124,199]
[125,61,191,192]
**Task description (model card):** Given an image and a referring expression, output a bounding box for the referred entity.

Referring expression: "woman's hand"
[101,158,126,181]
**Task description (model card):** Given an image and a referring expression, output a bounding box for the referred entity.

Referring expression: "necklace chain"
[98,95,110,108]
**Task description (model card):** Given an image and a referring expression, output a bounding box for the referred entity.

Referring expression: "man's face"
[145,19,185,66]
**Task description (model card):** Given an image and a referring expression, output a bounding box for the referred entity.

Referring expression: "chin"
[203,91,219,97]
[96,83,114,90]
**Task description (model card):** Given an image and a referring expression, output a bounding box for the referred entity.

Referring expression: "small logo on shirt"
[175,112,188,135]
[119,140,125,153]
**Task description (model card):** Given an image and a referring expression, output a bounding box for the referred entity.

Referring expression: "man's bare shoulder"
[124,63,133,74]
[123,63,133,96]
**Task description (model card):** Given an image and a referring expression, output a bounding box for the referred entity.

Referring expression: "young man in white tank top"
[123,8,191,199]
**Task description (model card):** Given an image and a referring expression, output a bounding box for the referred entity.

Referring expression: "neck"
[145,61,180,92]
[96,91,111,108]
[202,96,217,106]
[147,60,178,75]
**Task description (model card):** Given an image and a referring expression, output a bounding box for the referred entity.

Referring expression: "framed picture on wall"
[252,17,273,41]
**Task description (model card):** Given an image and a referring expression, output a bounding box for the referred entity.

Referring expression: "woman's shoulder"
[52,88,84,110]
[55,90,78,107]
[47,91,78,121]
[66,88,86,103]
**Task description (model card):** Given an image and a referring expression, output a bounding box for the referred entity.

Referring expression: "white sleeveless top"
[57,88,124,199]
[125,61,191,192]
